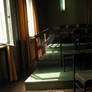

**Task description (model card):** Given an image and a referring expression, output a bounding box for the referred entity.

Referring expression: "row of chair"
[56,24,92,92]
[37,25,92,92]
[59,24,92,70]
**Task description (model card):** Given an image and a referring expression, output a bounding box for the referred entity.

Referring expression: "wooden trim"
[0,44,7,49]
[35,28,49,38]
[6,45,18,81]
[43,33,47,54]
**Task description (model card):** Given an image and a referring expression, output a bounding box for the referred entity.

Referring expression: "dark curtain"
[16,0,32,72]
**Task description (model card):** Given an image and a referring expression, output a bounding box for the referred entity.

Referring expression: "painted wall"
[36,0,48,31]
[48,0,86,26]
[37,0,86,28]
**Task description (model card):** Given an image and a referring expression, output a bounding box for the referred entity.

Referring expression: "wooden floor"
[0,80,74,92]
[0,80,92,92]
[27,89,73,92]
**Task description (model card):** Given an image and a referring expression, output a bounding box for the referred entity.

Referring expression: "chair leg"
[73,81,76,92]
[62,55,65,72]
[83,85,86,92]
[64,61,65,72]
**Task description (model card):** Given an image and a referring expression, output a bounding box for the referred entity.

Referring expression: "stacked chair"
[73,24,92,92]
[59,24,92,91]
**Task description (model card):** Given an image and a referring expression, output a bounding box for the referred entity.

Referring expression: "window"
[0,0,7,44]
[26,0,35,37]
[6,0,14,45]
[60,0,66,11]
[0,0,14,45]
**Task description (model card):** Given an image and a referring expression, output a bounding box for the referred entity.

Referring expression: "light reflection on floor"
[25,67,73,83]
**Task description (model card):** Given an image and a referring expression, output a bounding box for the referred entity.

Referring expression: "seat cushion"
[75,70,92,85]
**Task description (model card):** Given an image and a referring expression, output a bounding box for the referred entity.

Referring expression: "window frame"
[0,0,14,45]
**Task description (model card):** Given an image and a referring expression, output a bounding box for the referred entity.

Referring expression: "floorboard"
[0,80,73,92]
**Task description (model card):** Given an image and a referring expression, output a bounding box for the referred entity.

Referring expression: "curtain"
[16,0,32,71]
[32,0,42,58]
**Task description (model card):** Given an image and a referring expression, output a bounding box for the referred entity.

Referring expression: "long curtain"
[32,0,42,58]
[16,0,32,71]
[11,0,42,76]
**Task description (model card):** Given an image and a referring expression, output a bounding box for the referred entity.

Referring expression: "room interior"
[0,0,92,92]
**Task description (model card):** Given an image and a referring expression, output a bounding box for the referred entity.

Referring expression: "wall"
[37,0,87,28]
[87,0,92,24]
[48,0,87,26]
[36,0,48,31]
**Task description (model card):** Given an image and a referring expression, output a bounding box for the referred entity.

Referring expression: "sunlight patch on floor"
[47,51,59,54]
[25,76,60,82]
[31,72,61,79]
[25,70,73,83]
[25,71,62,82]
[48,44,60,48]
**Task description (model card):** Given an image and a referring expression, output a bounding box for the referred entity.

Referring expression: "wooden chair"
[61,43,78,72]
[73,58,92,92]
[73,24,92,92]
[60,25,77,72]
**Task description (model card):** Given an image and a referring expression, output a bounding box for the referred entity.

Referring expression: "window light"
[6,0,14,45]
[0,0,7,44]
[0,0,14,45]
[60,0,66,11]
[26,0,35,37]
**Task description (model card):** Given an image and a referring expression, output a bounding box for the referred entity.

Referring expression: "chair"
[61,43,77,72]
[87,24,92,47]
[73,24,92,92]
[60,25,77,72]
[73,67,92,92]
[73,59,92,92]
